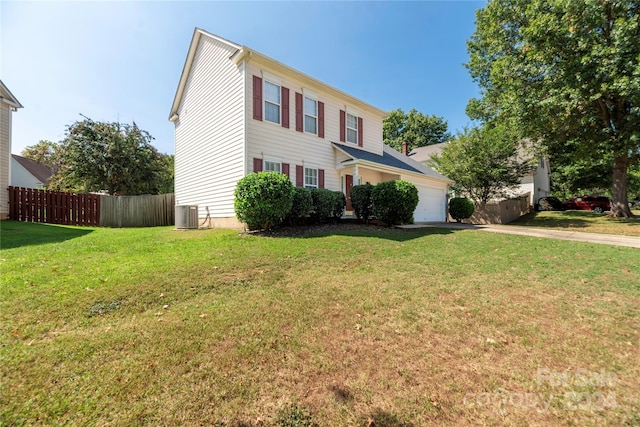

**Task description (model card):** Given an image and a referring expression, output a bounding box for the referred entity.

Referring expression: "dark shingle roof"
[12,155,53,185]
[332,142,422,174]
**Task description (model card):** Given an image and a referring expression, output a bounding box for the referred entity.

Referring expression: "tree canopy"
[383,108,451,153]
[466,0,640,217]
[50,117,172,196]
[20,140,62,171]
[429,125,537,205]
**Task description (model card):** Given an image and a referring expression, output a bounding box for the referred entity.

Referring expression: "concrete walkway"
[398,222,640,249]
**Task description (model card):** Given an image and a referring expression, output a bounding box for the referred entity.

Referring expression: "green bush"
[309,188,335,223]
[234,172,294,230]
[350,184,374,222]
[287,187,313,224]
[330,191,346,221]
[371,180,419,226]
[449,197,475,222]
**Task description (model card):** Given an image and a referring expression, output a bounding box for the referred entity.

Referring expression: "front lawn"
[511,210,640,237]
[1,221,638,426]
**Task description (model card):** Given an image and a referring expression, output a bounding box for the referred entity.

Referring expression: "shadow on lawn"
[256,223,455,242]
[0,220,93,250]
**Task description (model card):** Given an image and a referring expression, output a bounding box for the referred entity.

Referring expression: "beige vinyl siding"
[245,62,386,191]
[0,104,11,218]
[174,35,245,219]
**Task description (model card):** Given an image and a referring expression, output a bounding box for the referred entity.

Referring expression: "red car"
[562,196,611,213]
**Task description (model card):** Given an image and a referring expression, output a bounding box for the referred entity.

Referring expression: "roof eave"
[332,143,451,182]
[168,28,242,121]
[237,48,388,119]
[0,80,23,109]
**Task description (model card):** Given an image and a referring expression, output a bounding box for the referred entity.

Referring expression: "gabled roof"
[0,80,23,109]
[332,142,452,183]
[169,28,388,121]
[408,142,448,164]
[11,155,53,185]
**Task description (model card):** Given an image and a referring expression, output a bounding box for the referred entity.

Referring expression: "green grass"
[1,220,639,426]
[511,210,640,236]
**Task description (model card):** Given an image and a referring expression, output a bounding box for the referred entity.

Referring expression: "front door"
[345,174,354,211]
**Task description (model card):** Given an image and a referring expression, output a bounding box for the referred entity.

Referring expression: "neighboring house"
[1,80,23,220]
[169,28,452,228]
[11,154,53,189]
[409,143,551,207]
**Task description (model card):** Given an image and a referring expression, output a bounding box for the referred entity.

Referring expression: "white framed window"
[304,167,318,189]
[264,160,281,173]
[264,80,281,124]
[304,96,317,134]
[346,113,358,144]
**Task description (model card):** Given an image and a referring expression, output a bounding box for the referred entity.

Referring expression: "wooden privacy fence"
[8,187,175,227]
[8,186,100,226]
[100,193,174,227]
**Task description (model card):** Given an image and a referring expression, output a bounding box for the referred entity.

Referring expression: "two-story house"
[1,80,23,220]
[169,28,452,229]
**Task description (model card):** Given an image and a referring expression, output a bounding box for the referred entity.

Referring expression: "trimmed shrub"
[234,172,294,230]
[309,188,334,223]
[350,184,374,222]
[371,180,419,226]
[449,197,475,222]
[331,191,346,221]
[287,187,313,224]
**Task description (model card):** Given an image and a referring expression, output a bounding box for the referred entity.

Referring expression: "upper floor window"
[264,160,281,173]
[264,80,281,124]
[346,113,358,144]
[304,167,318,189]
[304,96,317,134]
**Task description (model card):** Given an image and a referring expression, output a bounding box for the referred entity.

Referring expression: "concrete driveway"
[401,222,640,249]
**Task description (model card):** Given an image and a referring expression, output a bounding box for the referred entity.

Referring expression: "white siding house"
[170,29,452,228]
[1,81,23,220]
[11,155,53,189]
[410,143,551,207]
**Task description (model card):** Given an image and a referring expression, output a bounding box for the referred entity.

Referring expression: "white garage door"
[414,185,446,222]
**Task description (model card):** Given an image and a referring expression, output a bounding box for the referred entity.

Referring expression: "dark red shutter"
[281,87,290,128]
[339,110,346,142]
[295,92,303,132]
[282,163,290,177]
[296,165,304,187]
[357,117,363,147]
[318,169,325,188]
[253,76,262,121]
[253,158,263,173]
[318,101,324,138]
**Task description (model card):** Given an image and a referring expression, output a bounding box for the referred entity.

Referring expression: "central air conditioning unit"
[175,205,199,229]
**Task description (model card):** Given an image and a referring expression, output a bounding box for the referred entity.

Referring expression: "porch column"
[353,165,359,186]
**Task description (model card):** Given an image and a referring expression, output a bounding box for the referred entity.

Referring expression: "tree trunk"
[610,154,632,218]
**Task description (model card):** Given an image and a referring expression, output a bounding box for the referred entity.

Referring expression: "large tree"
[52,117,169,195]
[430,125,537,205]
[383,108,451,153]
[466,0,640,217]
[21,140,62,171]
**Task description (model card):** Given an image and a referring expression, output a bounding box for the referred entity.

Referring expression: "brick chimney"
[401,141,409,156]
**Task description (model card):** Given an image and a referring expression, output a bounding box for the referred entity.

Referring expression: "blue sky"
[2,1,484,155]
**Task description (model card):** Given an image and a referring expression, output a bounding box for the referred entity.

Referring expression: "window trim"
[263,80,281,125]
[303,96,318,135]
[304,167,318,189]
[346,112,358,144]
[263,159,282,174]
